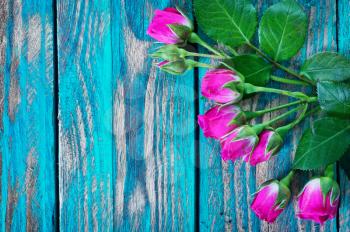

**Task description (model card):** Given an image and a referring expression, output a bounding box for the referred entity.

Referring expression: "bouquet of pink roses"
[146,0,349,224]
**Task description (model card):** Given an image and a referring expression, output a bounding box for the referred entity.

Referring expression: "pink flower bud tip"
[197,105,244,139]
[147,8,192,44]
[244,130,283,166]
[251,180,291,223]
[157,60,169,67]
[297,177,340,224]
[201,69,243,104]
[220,126,258,162]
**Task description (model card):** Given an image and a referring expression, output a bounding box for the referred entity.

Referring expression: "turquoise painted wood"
[0,0,57,231]
[57,0,114,230]
[111,0,195,231]
[198,29,261,232]
[0,0,350,231]
[57,0,195,230]
[337,0,350,231]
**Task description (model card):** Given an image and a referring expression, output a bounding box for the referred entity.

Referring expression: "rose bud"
[157,59,189,75]
[150,45,187,61]
[244,130,283,166]
[197,105,245,139]
[147,8,193,45]
[251,180,291,223]
[201,69,243,104]
[297,177,340,224]
[220,125,258,162]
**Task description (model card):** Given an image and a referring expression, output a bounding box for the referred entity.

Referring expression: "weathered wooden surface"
[199,0,339,231]
[111,0,195,231]
[57,0,114,230]
[57,0,195,231]
[0,0,57,231]
[0,0,350,231]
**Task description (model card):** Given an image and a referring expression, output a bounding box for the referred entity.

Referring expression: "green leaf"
[230,54,272,86]
[317,81,350,116]
[339,147,350,179]
[320,177,336,198]
[194,0,257,47]
[301,52,350,82]
[293,118,350,170]
[259,0,307,61]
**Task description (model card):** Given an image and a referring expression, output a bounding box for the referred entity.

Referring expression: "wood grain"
[57,0,113,230]
[0,0,349,231]
[111,0,195,231]
[337,0,350,231]
[260,0,337,231]
[0,0,56,230]
[199,0,338,231]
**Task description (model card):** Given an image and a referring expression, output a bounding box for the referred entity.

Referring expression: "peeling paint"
[0,152,2,203]
[114,82,127,224]
[12,0,24,54]
[5,175,19,232]
[27,14,42,63]
[144,68,156,229]
[45,18,53,86]
[25,149,39,231]
[128,183,145,231]
[0,0,8,130]
[8,57,20,122]
[123,26,150,81]
[7,0,24,122]
[76,105,87,176]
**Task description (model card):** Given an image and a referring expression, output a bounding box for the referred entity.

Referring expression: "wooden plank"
[111,0,195,231]
[263,0,337,231]
[337,0,350,230]
[259,1,338,231]
[57,0,113,230]
[0,0,56,231]
[199,0,338,231]
[198,35,260,232]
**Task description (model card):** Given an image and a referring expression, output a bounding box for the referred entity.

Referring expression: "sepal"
[168,24,192,44]
[320,177,340,205]
[157,59,189,75]
[229,110,246,126]
[266,131,283,156]
[234,125,259,142]
[222,81,244,102]
[254,179,291,209]
[276,182,291,209]
[175,6,194,30]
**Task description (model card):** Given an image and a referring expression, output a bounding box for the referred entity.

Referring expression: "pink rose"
[147,8,192,44]
[220,125,258,161]
[197,105,245,139]
[297,177,340,224]
[251,180,291,223]
[201,69,243,104]
[244,130,283,166]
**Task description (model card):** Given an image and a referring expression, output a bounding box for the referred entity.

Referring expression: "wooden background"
[0,0,349,231]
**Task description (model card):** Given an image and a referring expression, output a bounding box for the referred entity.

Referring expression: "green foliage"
[150,1,350,181]
[317,81,350,116]
[194,0,257,47]
[230,55,272,86]
[320,177,340,203]
[301,52,350,83]
[259,0,307,61]
[293,118,350,170]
